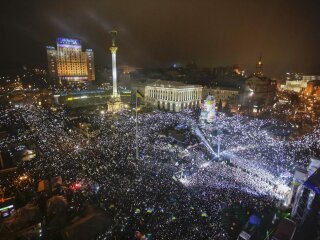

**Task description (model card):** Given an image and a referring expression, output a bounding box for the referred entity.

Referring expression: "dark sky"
[1,0,320,76]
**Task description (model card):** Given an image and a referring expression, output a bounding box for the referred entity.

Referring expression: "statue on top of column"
[110,29,117,47]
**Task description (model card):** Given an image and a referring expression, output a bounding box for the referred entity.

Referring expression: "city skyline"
[1,2,320,239]
[1,0,320,77]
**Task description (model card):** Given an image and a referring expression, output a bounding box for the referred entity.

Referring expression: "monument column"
[109,30,119,98]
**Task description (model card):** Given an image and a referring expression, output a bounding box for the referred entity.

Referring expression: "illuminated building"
[118,65,135,85]
[241,75,277,113]
[203,86,239,106]
[145,80,202,112]
[46,46,58,79]
[212,64,244,77]
[86,49,95,81]
[46,38,95,82]
[281,75,320,92]
[303,80,320,99]
[255,55,263,76]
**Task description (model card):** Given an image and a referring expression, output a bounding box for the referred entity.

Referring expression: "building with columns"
[145,80,202,112]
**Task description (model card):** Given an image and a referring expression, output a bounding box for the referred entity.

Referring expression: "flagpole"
[135,90,139,160]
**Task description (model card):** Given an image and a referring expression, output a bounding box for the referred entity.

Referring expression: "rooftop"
[146,79,202,89]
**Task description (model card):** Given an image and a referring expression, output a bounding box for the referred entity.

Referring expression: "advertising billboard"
[57,38,81,48]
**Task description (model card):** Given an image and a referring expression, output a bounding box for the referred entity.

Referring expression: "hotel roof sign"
[57,38,81,47]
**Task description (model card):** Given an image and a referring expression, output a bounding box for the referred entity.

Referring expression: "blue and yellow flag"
[136,90,144,98]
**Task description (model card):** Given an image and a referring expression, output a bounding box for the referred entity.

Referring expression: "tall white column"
[110,46,118,98]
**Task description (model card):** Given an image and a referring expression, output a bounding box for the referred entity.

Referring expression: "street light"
[19,175,28,181]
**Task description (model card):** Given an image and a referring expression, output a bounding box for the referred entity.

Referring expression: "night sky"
[1,0,320,76]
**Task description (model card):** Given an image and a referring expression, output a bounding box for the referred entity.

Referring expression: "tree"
[218,99,223,112]
[224,102,231,114]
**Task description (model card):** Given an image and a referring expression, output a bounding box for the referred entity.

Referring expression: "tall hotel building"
[46,38,95,82]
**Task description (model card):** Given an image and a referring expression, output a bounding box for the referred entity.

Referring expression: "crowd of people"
[0,104,319,239]
[201,113,319,178]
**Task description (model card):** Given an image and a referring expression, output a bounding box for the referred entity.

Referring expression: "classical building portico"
[145,80,202,112]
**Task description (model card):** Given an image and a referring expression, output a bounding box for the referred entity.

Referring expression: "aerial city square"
[0,1,320,240]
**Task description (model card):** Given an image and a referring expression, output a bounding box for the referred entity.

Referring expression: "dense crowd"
[0,104,319,239]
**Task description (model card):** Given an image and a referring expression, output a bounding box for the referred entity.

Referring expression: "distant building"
[119,65,139,74]
[209,65,245,89]
[281,75,320,92]
[46,38,95,82]
[145,80,202,112]
[86,49,95,81]
[241,75,277,113]
[46,46,58,79]
[212,65,244,77]
[119,73,131,85]
[303,80,320,99]
[53,90,108,108]
[285,73,303,81]
[255,56,263,77]
[202,86,239,106]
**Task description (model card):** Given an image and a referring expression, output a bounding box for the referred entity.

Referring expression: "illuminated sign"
[67,95,88,101]
[46,46,55,50]
[57,38,81,47]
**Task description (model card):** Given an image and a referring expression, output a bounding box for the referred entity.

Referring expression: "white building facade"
[145,80,202,112]
[281,75,320,92]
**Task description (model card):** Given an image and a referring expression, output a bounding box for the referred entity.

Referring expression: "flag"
[136,90,144,99]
